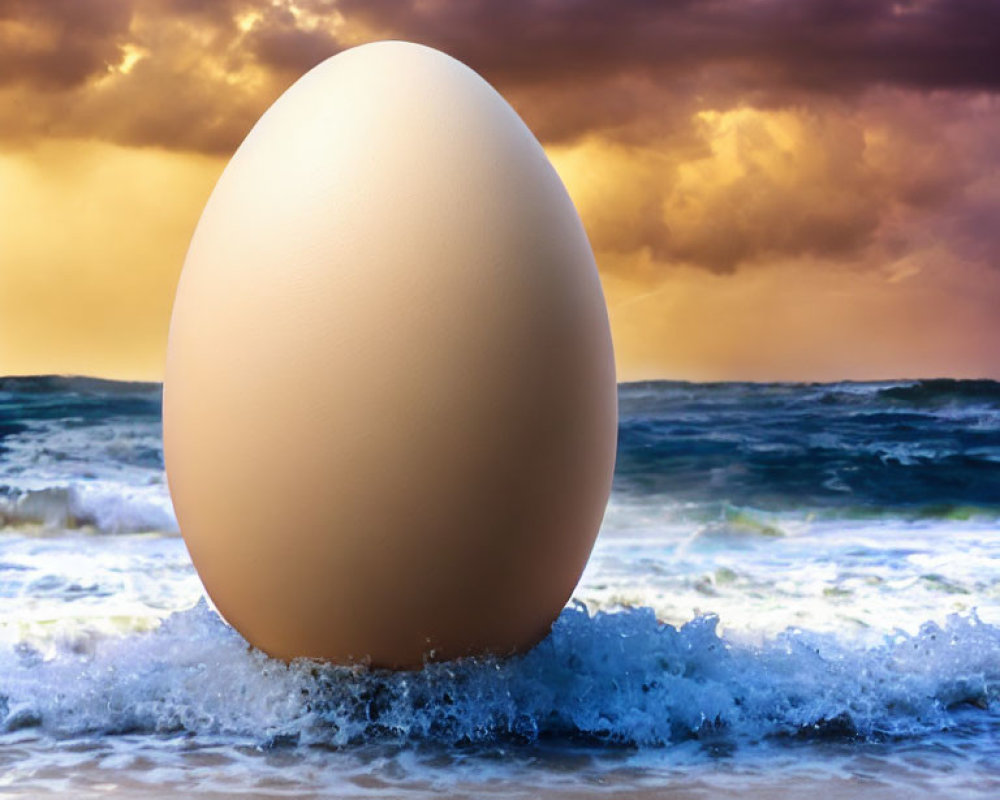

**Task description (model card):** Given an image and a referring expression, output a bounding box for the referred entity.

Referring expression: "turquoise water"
[0,377,998,797]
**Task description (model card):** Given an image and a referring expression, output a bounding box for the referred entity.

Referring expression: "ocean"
[0,376,998,798]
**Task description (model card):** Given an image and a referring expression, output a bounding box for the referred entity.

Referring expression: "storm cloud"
[1,0,998,273]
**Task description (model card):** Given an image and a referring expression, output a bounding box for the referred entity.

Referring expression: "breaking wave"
[2,602,996,748]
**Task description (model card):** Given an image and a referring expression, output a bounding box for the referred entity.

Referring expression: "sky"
[1,0,998,382]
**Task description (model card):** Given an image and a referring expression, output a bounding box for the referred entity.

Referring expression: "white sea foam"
[0,483,177,533]
[0,416,176,533]
[1,516,998,749]
[0,599,997,749]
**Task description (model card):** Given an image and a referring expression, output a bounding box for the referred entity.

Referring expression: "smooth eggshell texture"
[163,41,617,668]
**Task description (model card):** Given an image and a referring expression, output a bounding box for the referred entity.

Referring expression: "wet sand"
[3,737,999,800]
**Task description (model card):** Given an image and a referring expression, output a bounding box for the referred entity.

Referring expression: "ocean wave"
[1,602,996,747]
[0,375,160,396]
[876,379,1000,408]
[3,376,999,522]
[0,484,177,534]
[615,379,1000,511]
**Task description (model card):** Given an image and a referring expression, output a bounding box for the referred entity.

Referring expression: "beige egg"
[163,41,617,669]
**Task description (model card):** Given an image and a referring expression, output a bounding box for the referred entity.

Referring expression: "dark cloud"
[247,5,342,74]
[324,0,1000,149]
[0,0,132,89]
[0,0,276,153]
[339,0,1000,93]
[4,0,999,151]
[2,0,998,274]
[146,0,245,24]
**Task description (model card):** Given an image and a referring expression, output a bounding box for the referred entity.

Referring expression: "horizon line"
[1,372,996,387]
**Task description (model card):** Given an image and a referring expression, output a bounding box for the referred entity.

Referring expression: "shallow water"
[0,377,998,797]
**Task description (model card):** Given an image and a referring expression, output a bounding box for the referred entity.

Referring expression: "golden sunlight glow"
[0,141,225,381]
[236,11,263,33]
[117,43,147,75]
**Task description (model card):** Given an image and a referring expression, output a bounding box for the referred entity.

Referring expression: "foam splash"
[0,379,172,534]
[0,484,176,534]
[1,602,996,748]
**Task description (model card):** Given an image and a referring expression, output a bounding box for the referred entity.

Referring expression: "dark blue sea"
[0,376,998,798]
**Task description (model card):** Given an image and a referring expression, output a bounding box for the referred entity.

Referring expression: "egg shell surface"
[163,41,618,668]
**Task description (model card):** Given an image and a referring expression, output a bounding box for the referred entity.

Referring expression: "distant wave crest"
[876,378,1000,407]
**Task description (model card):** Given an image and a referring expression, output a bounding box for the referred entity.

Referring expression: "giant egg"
[163,41,617,668]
